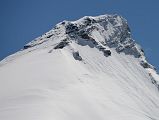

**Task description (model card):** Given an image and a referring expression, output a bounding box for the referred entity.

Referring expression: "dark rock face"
[79,33,90,39]
[103,50,111,57]
[54,39,69,49]
[23,45,32,49]
[23,44,37,49]
[149,73,159,90]
[97,45,111,57]
[65,23,79,34]
[73,51,82,61]
[98,45,105,50]
[83,17,96,26]
[46,34,53,38]
[140,61,152,69]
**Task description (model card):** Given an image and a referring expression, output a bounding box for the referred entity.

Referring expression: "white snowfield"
[0,14,159,120]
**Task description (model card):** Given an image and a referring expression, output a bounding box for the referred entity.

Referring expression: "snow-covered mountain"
[0,14,159,120]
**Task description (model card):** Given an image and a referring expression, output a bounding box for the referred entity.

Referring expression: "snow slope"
[0,14,159,120]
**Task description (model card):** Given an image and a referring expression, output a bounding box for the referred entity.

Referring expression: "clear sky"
[0,0,159,70]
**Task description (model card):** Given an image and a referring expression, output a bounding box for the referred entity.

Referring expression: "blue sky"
[0,0,159,70]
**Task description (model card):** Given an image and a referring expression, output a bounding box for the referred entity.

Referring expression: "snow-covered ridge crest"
[20,14,159,88]
[24,14,143,58]
[1,14,158,86]
[24,14,154,69]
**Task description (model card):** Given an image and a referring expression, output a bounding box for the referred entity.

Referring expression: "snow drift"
[0,14,159,120]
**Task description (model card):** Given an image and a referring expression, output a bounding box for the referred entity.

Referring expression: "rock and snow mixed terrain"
[0,14,159,120]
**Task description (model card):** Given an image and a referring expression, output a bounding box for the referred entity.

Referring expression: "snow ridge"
[24,15,142,57]
[22,14,158,87]
[1,14,158,88]
[0,14,159,120]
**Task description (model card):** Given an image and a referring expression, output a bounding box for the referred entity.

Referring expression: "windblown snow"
[0,14,159,120]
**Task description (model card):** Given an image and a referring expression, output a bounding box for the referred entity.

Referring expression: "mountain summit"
[0,14,159,120]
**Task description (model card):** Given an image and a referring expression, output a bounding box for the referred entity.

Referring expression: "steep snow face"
[0,14,159,120]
